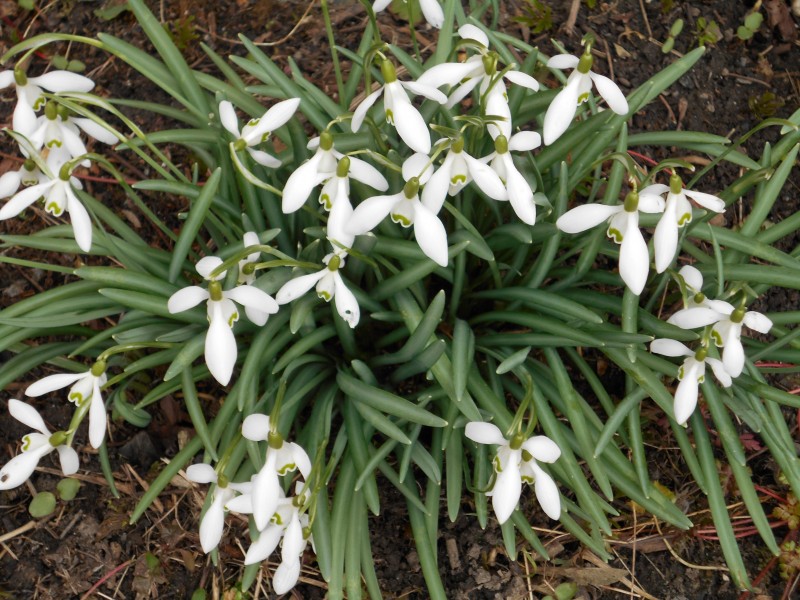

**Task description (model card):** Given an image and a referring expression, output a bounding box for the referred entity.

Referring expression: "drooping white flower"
[167,256,280,385]
[276,249,361,328]
[282,131,388,214]
[676,264,712,308]
[417,25,539,139]
[667,301,772,378]
[0,158,46,201]
[185,463,252,553]
[28,101,117,163]
[0,67,95,136]
[0,158,93,252]
[240,414,312,531]
[650,339,732,425]
[351,59,446,154]
[0,400,79,490]
[26,362,108,448]
[542,50,629,145]
[348,153,449,266]
[372,0,444,29]
[556,185,667,294]
[220,98,300,167]
[465,422,561,523]
[653,174,726,273]
[481,133,541,225]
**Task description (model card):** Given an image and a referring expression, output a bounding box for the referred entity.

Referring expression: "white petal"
[273,559,302,594]
[276,270,326,305]
[458,24,489,46]
[56,445,79,475]
[418,61,482,89]
[402,152,433,184]
[199,494,226,553]
[0,450,45,489]
[347,156,388,190]
[0,70,13,88]
[707,357,733,387]
[589,73,628,115]
[674,374,699,425]
[253,454,281,530]
[503,70,540,92]
[445,76,482,109]
[288,443,312,479]
[25,373,85,399]
[521,436,561,463]
[168,286,209,314]
[491,457,521,524]
[485,88,511,140]
[245,523,284,565]
[508,131,541,152]
[722,338,745,378]
[546,54,580,70]
[413,203,449,267]
[685,189,725,213]
[88,386,107,448]
[66,189,92,252]
[9,399,50,433]
[246,148,281,168]
[637,190,666,213]
[243,98,300,144]
[420,159,451,213]
[618,220,648,295]
[650,339,692,357]
[667,307,723,329]
[401,80,447,104]
[0,171,22,199]
[679,265,704,293]
[744,311,773,334]
[226,285,279,314]
[348,193,400,235]
[73,118,118,144]
[30,71,94,93]
[419,0,444,28]
[506,165,536,225]
[464,154,506,201]
[372,0,392,12]
[196,256,224,280]
[653,207,678,273]
[556,204,620,233]
[205,303,237,386]
[641,183,669,197]
[351,87,383,133]
[530,462,561,520]
[186,463,218,484]
[332,272,360,328]
[391,92,432,154]
[0,180,55,220]
[282,157,328,214]
[219,101,241,137]
[542,77,582,145]
[225,493,253,514]
[465,422,505,445]
[242,414,271,441]
[282,513,305,559]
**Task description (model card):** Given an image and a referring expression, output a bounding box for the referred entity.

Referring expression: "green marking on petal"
[698,374,705,383]
[318,290,332,301]
[678,211,692,226]
[320,194,332,210]
[277,462,297,476]
[677,365,685,380]
[227,311,239,327]
[33,97,46,111]
[607,227,623,243]
[46,202,64,216]
[493,455,502,472]
[21,434,33,451]
[385,108,394,125]
[46,139,63,149]
[711,329,723,347]
[577,92,590,104]
[246,118,260,128]
[451,174,467,185]
[391,212,412,227]
[521,475,534,484]
[259,132,271,143]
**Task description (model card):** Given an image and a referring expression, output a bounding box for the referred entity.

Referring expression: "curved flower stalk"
[372,0,444,29]
[348,153,449,266]
[350,59,447,154]
[240,414,312,531]
[542,48,629,145]
[465,422,561,523]
[276,247,361,328]
[650,339,732,425]
[167,256,280,385]
[26,361,108,448]
[282,131,388,214]
[185,463,252,553]
[481,133,541,225]
[653,174,726,273]
[220,98,300,168]
[0,157,93,252]
[668,301,772,378]
[0,67,95,136]
[556,186,667,294]
[417,25,540,139]
[0,400,79,490]
[421,136,506,210]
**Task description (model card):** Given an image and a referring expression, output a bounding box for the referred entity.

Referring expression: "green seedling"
[28,491,56,518]
[737,8,764,41]
[662,18,684,53]
[513,0,554,34]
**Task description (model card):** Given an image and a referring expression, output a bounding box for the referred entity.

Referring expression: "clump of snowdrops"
[1,0,799,596]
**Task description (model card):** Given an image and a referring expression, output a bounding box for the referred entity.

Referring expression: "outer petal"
[253,453,281,530]
[186,463,218,484]
[348,193,400,235]
[417,60,483,88]
[413,203,449,266]
[667,307,723,329]
[372,0,392,11]
[679,265,704,293]
[225,493,253,514]
[391,92,432,154]
[286,443,312,479]
[13,100,38,137]
[242,414,271,442]
[674,371,700,425]
[529,462,561,519]
[205,303,237,385]
[653,205,679,273]
[0,449,46,490]
[445,75,482,108]
[244,523,284,565]
[650,339,692,357]
[332,272,360,328]
[66,188,92,252]
[491,457,521,524]
[226,285,279,315]
[0,171,22,199]
[402,152,434,185]
[546,54,580,70]
[505,162,536,225]
[401,80,447,104]
[706,357,733,387]
[464,154,506,201]
[503,70,540,92]
[88,384,107,448]
[246,148,281,168]
[618,218,648,295]
[637,190,666,213]
[458,24,489,46]
[685,189,725,213]
[420,155,452,213]
[556,203,620,234]
[242,98,300,144]
[196,256,225,280]
[419,0,444,28]
[508,131,541,152]
[465,422,505,446]
[347,156,388,190]
[25,373,84,398]
[282,156,328,213]
[351,87,383,133]
[30,71,94,93]
[9,399,50,433]
[521,436,561,463]
[276,270,326,305]
[73,118,118,144]
[198,493,226,553]
[220,99,242,136]
[167,286,209,314]
[744,311,773,334]
[722,337,745,378]
[542,77,582,145]
[0,70,13,88]
[589,72,628,114]
[0,180,55,219]
[56,445,79,476]
[272,559,302,595]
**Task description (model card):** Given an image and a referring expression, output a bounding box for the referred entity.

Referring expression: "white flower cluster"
[186,415,312,595]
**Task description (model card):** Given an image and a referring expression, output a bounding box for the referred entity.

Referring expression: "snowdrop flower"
[668,301,772,378]
[351,59,446,154]
[650,339,732,425]
[0,67,95,136]
[372,0,444,29]
[272,495,311,594]
[421,136,506,210]
[0,158,46,201]
[556,186,666,294]
[676,264,712,308]
[282,131,388,214]
[653,174,726,273]
[465,422,561,523]
[167,256,280,385]
[276,249,361,328]
[26,361,108,448]
[483,133,540,225]
[0,400,79,490]
[348,153,449,266]
[220,98,300,167]
[543,48,629,145]
[185,463,252,553]
[417,25,539,138]
[28,102,117,163]
[0,159,93,252]
[241,414,312,531]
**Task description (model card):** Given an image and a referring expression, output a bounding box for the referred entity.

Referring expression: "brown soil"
[0,1,798,599]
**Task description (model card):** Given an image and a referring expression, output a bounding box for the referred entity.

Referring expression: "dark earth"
[0,0,799,598]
